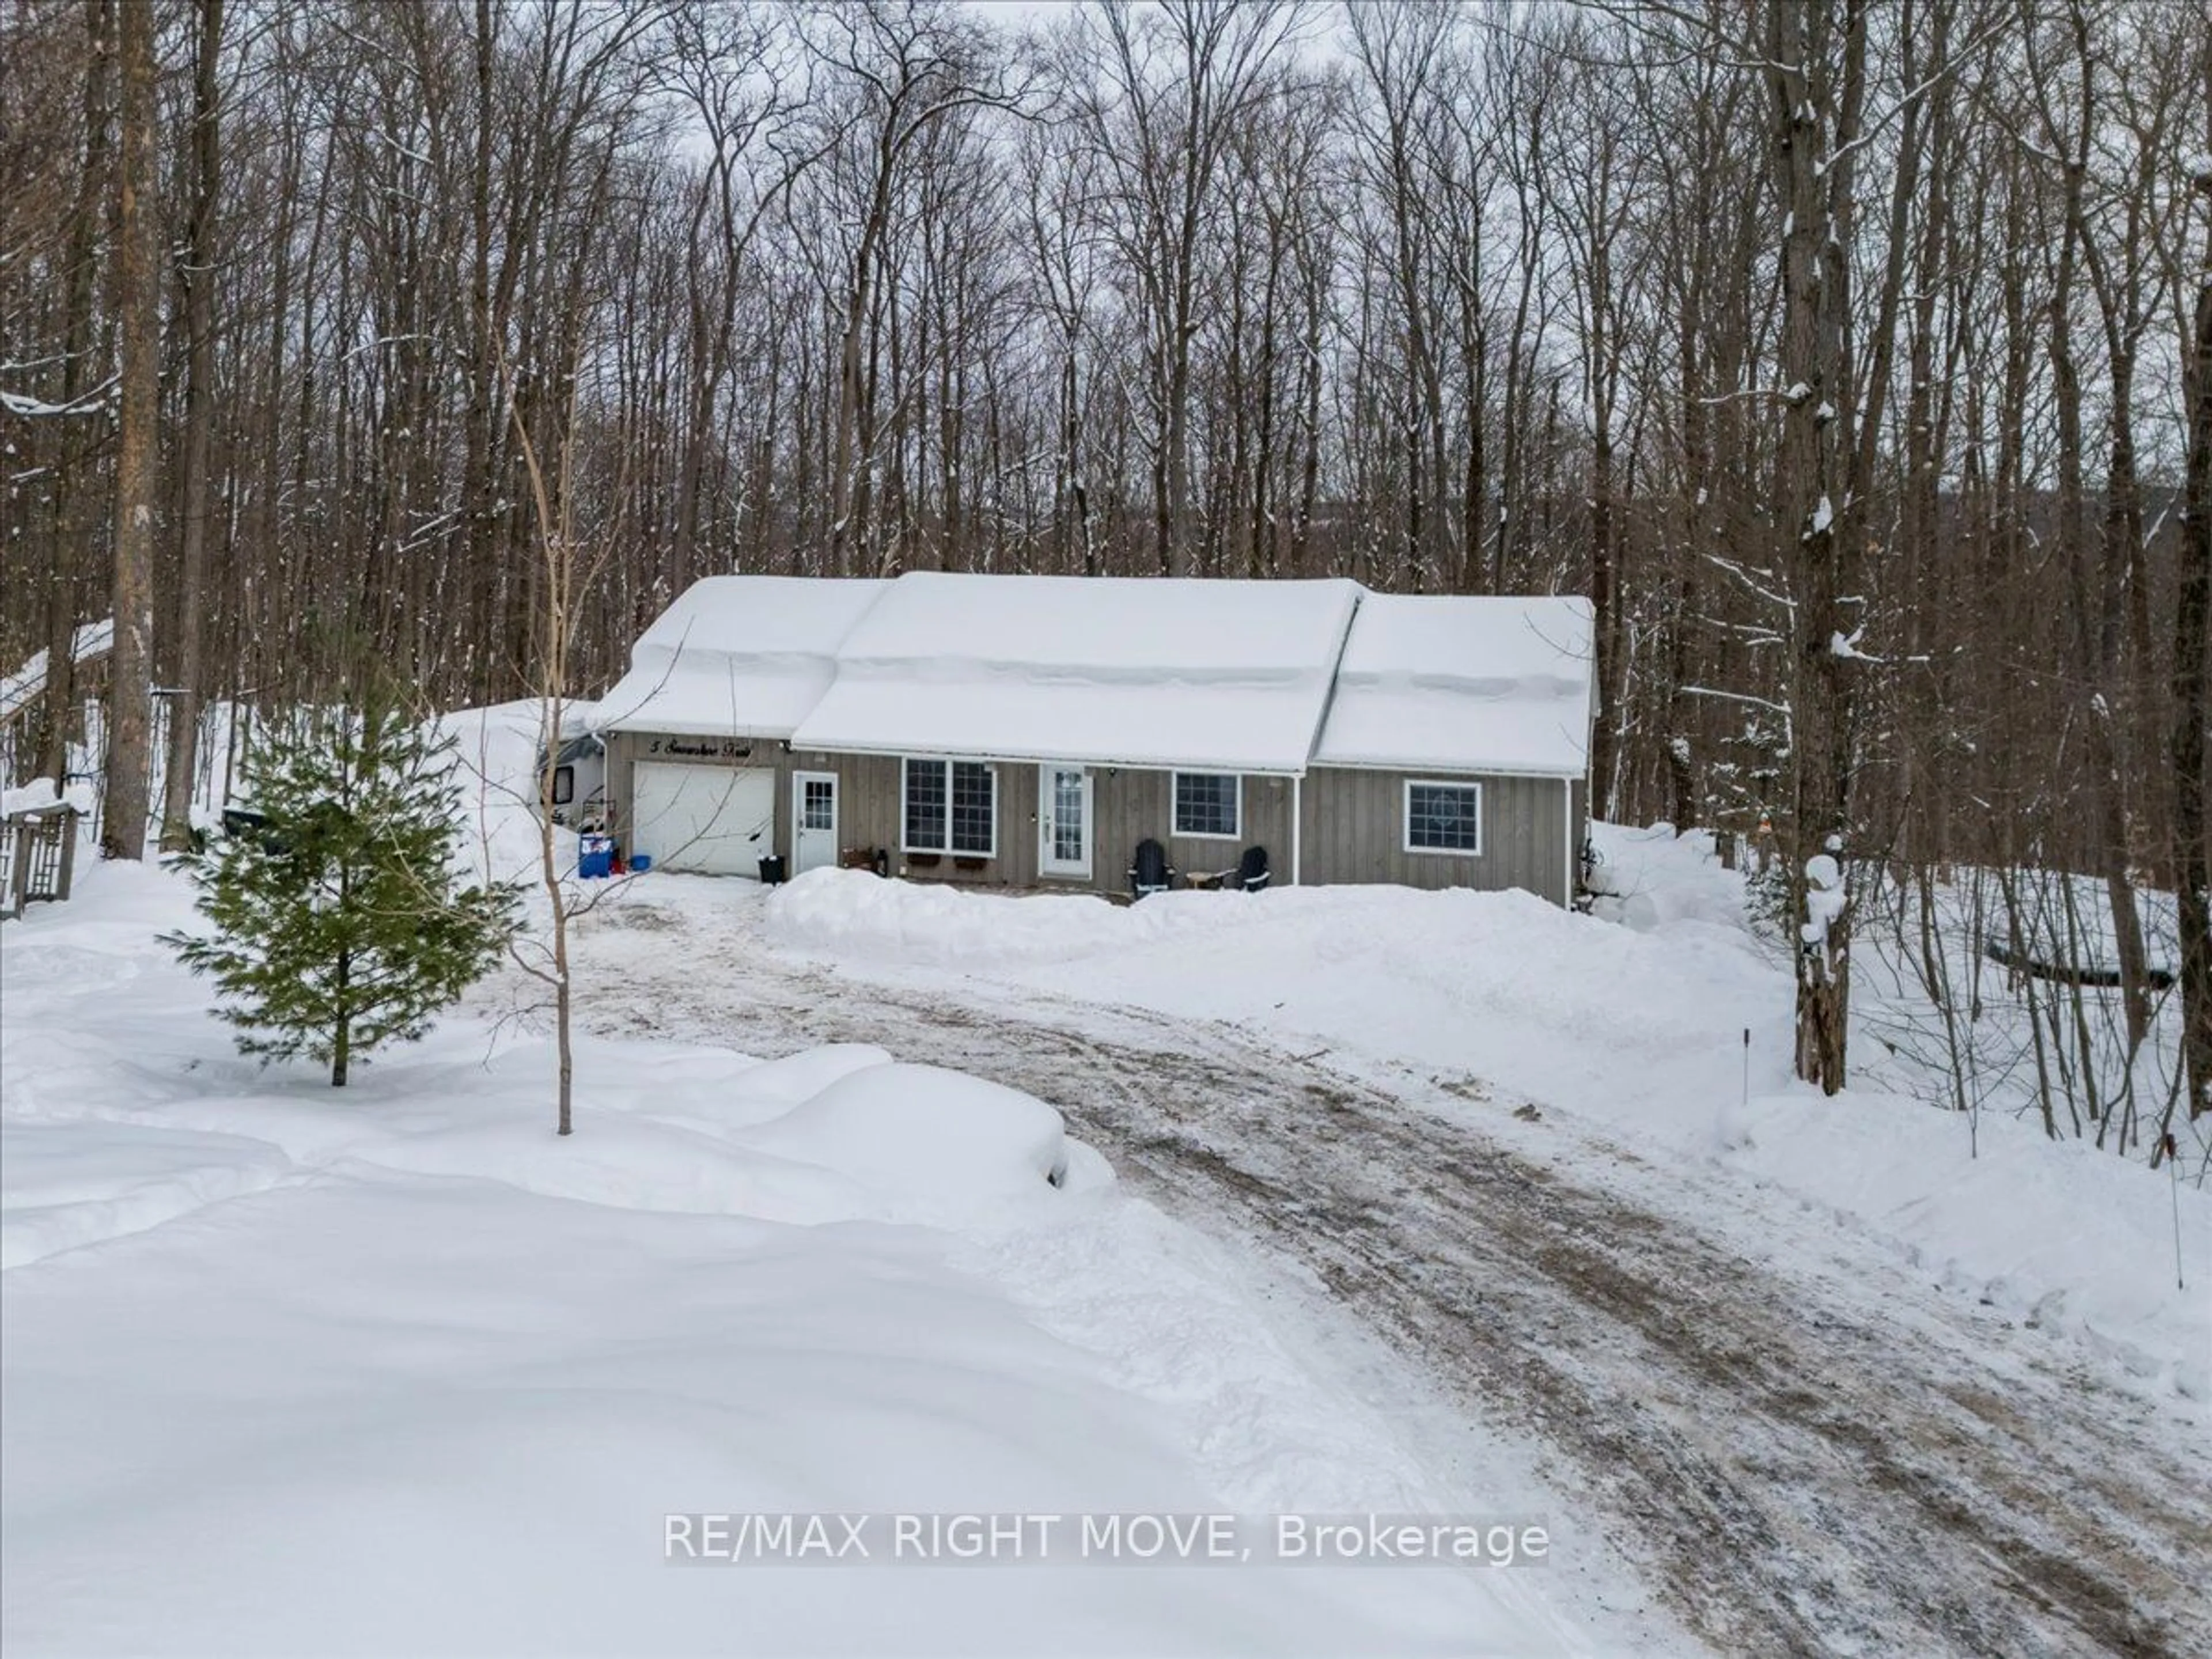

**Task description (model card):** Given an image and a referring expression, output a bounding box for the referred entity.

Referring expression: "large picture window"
[904,759,995,857]
[1173,772,1241,839]
[1404,781,1482,854]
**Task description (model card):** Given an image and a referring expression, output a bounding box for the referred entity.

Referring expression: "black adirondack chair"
[1237,845,1271,892]
[1129,838,1174,899]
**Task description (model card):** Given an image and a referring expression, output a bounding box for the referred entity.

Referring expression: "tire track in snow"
[558,901,2210,1658]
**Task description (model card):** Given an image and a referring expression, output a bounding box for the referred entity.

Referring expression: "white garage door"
[629,762,777,876]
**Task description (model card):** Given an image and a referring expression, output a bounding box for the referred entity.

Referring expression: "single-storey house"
[590,572,1594,905]
[1305,592,1593,899]
[593,576,887,877]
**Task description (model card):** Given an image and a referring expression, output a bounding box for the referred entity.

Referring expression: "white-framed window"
[1172,771,1241,839]
[1404,779,1483,855]
[903,758,996,857]
[551,764,575,806]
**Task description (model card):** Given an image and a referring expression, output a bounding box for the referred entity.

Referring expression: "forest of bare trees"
[2,0,2208,1129]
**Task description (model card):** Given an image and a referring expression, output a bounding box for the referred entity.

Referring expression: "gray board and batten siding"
[1298,766,1584,907]
[603,733,1301,897]
[603,729,1580,906]
[817,755,1223,893]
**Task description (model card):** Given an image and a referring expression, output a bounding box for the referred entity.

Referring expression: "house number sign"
[647,737,754,760]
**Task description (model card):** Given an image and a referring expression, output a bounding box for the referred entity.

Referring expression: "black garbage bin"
[757,854,788,886]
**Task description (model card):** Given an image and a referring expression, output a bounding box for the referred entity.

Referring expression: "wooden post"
[56,806,80,901]
[5,820,26,918]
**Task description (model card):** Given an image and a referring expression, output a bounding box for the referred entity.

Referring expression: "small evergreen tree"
[165,688,519,1086]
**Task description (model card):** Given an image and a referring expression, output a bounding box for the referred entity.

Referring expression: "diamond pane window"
[1405,782,1482,854]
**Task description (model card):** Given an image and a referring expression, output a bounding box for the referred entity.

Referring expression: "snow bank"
[435,699,582,888]
[2,857,1551,1657]
[331,1051,1072,1229]
[718,1041,894,1105]
[763,832,2211,1400]
[1713,1085,2209,1397]
[744,1062,1070,1208]
[1586,821,1751,937]
[0,1121,294,1269]
[766,865,1275,967]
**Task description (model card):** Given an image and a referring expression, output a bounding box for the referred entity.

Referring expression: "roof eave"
[793,737,1309,777]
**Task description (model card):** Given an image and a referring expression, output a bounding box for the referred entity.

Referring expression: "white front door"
[793,771,839,875]
[1038,764,1092,880]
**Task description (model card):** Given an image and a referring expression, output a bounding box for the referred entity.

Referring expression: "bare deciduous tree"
[100,0,158,861]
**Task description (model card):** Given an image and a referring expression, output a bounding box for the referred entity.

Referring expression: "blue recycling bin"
[578,834,614,880]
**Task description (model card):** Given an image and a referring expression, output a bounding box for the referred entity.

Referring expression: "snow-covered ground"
[1,870,1583,1657]
[539,858,2209,1655]
[6,715,2207,1656]
[758,830,2209,1402]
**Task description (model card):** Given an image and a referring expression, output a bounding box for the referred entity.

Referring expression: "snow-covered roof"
[789,573,1362,774]
[1313,594,1594,778]
[599,575,1594,779]
[0,618,115,723]
[594,577,889,738]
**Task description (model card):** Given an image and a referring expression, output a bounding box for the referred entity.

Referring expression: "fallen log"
[1984,940,2176,991]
